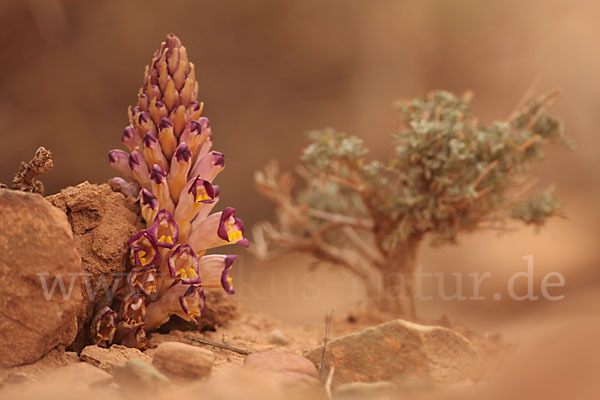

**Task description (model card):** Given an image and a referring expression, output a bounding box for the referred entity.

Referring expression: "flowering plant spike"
[98,34,247,348]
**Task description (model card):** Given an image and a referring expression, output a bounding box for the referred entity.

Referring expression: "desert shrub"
[254,89,572,317]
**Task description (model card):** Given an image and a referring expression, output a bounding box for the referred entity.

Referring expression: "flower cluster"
[94,34,247,348]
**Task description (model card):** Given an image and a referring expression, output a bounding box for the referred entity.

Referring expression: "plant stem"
[184,335,253,355]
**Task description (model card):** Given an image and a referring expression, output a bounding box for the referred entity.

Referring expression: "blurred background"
[1,0,598,340]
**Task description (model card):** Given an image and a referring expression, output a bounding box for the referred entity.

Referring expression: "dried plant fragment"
[2,147,54,194]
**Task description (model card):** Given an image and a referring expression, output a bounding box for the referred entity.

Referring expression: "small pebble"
[113,359,169,392]
[266,329,291,346]
[334,381,397,400]
[152,341,215,381]
[244,349,317,378]
[80,344,151,372]
[6,372,34,384]
[46,362,113,387]
[244,350,320,389]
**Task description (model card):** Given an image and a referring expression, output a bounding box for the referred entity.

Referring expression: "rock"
[176,366,324,400]
[0,361,117,400]
[304,319,483,387]
[63,351,80,363]
[0,189,83,368]
[265,370,322,389]
[5,372,34,384]
[152,341,215,381]
[80,344,151,372]
[112,359,169,392]
[267,329,291,346]
[333,381,397,400]
[45,362,113,387]
[0,363,114,399]
[47,182,144,349]
[244,349,320,388]
[245,349,318,378]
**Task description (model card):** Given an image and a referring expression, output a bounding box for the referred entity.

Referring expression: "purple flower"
[120,293,147,327]
[158,117,177,158]
[110,177,140,198]
[129,151,151,190]
[173,177,216,233]
[138,93,149,110]
[167,244,201,284]
[128,267,159,296]
[121,126,142,151]
[105,34,247,347]
[189,151,225,183]
[143,132,169,172]
[140,189,159,226]
[150,164,175,213]
[180,118,211,157]
[144,282,205,331]
[128,230,161,268]
[150,100,169,126]
[178,284,206,320]
[197,254,238,294]
[188,207,249,251]
[90,306,116,347]
[167,142,193,203]
[187,101,203,121]
[136,110,156,135]
[119,325,148,349]
[147,209,179,248]
[109,149,136,182]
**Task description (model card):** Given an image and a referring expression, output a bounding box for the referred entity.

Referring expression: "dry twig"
[324,366,335,400]
[319,311,334,382]
[9,147,53,195]
[184,334,253,355]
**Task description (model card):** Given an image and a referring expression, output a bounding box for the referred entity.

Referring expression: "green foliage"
[299,90,571,248]
[511,189,563,230]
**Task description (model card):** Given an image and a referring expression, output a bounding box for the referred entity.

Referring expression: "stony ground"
[1,277,599,400]
[1,184,598,400]
[0,291,508,400]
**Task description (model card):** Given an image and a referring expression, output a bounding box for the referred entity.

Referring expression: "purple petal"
[108,149,135,180]
[150,164,167,184]
[221,255,237,294]
[147,209,179,248]
[189,208,248,251]
[144,131,159,147]
[138,111,150,124]
[140,189,159,210]
[189,177,215,204]
[174,143,192,163]
[159,117,173,130]
[213,152,225,167]
[91,306,116,346]
[217,207,236,241]
[120,293,146,327]
[188,151,225,182]
[110,177,140,198]
[122,126,137,141]
[178,285,206,318]
[128,268,159,296]
[128,230,161,268]
[168,244,201,284]
[128,151,143,169]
